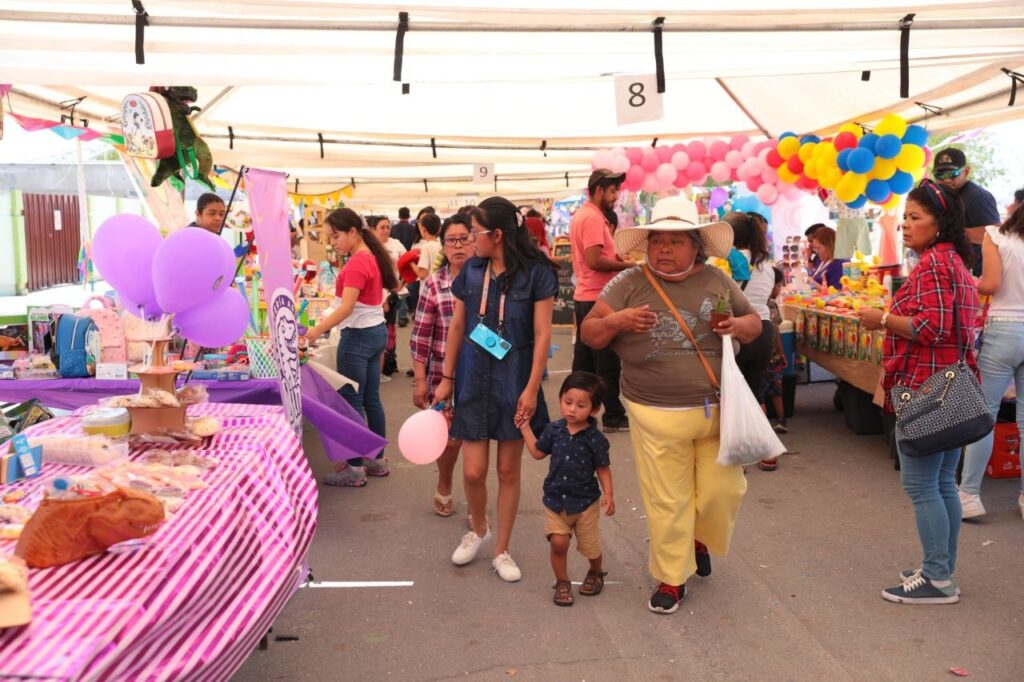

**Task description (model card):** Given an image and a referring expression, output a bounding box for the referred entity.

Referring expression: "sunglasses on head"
[933,167,964,181]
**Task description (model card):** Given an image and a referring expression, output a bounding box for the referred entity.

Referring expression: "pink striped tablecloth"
[0,403,318,681]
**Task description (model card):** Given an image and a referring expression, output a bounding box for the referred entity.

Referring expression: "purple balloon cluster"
[92,215,251,348]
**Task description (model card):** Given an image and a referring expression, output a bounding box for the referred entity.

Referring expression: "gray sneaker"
[324,465,367,487]
[364,457,390,477]
[899,568,960,596]
[882,572,959,604]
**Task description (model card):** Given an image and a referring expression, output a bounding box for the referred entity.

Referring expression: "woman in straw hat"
[581,195,762,615]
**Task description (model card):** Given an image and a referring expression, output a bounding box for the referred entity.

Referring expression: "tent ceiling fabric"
[2,1,1024,208]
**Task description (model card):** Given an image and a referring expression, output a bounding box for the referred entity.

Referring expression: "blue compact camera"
[469,322,512,360]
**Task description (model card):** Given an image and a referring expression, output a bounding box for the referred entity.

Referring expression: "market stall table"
[0,403,316,681]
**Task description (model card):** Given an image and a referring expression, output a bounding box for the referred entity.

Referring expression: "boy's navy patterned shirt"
[535,418,610,514]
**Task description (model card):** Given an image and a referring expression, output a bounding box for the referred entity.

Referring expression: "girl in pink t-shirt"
[307,208,400,487]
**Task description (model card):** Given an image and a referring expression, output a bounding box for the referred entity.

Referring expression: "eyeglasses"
[443,236,473,247]
[933,167,964,181]
[468,230,492,241]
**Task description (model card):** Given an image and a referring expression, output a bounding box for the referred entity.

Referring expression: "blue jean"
[898,446,961,581]
[961,321,1024,495]
[337,324,387,466]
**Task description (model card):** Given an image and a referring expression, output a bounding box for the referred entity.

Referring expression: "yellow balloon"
[839,123,863,139]
[895,144,925,172]
[819,167,841,190]
[874,113,908,138]
[883,194,903,210]
[777,165,799,184]
[778,136,800,159]
[816,141,838,164]
[837,172,868,202]
[798,142,816,163]
[804,159,820,180]
[910,166,926,183]
[871,158,897,180]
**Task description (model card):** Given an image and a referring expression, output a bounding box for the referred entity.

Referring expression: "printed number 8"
[628,82,646,108]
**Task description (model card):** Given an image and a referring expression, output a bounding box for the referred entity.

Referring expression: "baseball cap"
[933,147,967,172]
[588,168,626,194]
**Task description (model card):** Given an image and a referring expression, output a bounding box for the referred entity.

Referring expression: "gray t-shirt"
[600,265,754,408]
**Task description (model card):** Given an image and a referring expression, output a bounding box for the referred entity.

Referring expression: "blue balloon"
[902,124,928,147]
[779,131,797,140]
[875,134,903,160]
[866,179,892,203]
[848,148,876,174]
[857,133,879,152]
[837,148,852,172]
[799,135,821,145]
[889,170,914,194]
[846,195,868,209]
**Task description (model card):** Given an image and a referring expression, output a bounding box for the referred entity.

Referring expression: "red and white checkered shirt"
[409,264,455,398]
[882,242,979,408]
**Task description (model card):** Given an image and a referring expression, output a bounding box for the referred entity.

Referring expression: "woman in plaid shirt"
[859,180,979,606]
[411,214,472,517]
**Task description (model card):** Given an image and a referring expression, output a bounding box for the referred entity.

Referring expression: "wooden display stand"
[129,338,186,435]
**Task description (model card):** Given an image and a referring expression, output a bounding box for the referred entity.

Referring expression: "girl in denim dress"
[433,197,558,582]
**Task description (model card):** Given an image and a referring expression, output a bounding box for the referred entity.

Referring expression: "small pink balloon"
[757,183,779,205]
[709,140,730,162]
[626,165,646,189]
[611,155,631,174]
[655,163,677,186]
[671,143,686,155]
[741,140,758,158]
[758,147,771,163]
[642,174,661,194]
[923,145,933,166]
[757,140,777,153]
[686,140,707,162]
[625,147,644,165]
[782,183,802,200]
[640,149,660,172]
[745,176,764,192]
[655,146,674,163]
[686,160,708,183]
[670,151,690,170]
[398,409,449,465]
[725,150,743,169]
[592,149,613,169]
[710,161,731,183]
[673,173,690,189]
[610,146,626,159]
[730,134,751,151]
[761,167,780,184]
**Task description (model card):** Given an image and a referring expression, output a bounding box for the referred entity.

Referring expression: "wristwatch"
[880,311,891,328]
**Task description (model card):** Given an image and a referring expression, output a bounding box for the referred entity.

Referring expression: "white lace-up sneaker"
[451,527,491,566]
[958,490,986,519]
[491,552,522,582]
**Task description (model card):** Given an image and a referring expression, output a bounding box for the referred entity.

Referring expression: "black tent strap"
[423,179,428,192]
[1002,68,1024,106]
[394,12,409,81]
[294,178,299,193]
[540,140,547,157]
[402,83,410,95]
[318,132,325,159]
[651,137,658,147]
[430,137,437,158]
[228,125,234,150]
[899,13,915,99]
[565,172,569,187]
[131,1,148,65]
[861,70,871,81]
[652,17,666,94]
[351,177,356,189]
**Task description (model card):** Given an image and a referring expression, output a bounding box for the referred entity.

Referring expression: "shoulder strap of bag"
[641,264,720,390]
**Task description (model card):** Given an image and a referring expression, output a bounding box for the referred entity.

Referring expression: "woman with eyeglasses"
[432,196,558,582]
[410,214,472,518]
[807,226,847,291]
[305,208,400,487]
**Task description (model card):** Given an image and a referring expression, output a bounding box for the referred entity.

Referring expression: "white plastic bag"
[717,334,786,467]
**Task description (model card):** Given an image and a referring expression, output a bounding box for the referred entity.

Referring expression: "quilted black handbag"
[890,284,994,458]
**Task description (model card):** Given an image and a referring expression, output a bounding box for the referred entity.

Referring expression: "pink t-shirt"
[336,251,383,305]
[569,201,618,302]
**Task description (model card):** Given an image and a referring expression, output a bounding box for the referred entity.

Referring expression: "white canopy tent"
[2,1,1023,209]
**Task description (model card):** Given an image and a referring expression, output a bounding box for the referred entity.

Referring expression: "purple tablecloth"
[0,365,386,461]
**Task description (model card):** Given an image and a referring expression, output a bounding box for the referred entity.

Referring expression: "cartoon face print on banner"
[270,288,302,435]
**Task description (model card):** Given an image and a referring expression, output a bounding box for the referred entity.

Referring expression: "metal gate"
[23,193,81,291]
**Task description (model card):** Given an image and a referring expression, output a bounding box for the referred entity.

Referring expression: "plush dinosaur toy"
[149,86,215,191]
[15,487,165,568]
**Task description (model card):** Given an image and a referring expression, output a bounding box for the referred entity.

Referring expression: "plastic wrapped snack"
[147,389,180,408]
[142,449,217,470]
[188,416,221,438]
[25,435,129,468]
[175,384,209,406]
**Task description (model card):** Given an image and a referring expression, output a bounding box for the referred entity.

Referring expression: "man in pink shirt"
[570,169,634,432]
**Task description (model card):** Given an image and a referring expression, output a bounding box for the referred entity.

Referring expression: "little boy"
[759,266,789,471]
[520,371,614,607]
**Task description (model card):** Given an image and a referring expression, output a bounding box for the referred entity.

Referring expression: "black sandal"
[553,579,574,606]
[578,570,607,596]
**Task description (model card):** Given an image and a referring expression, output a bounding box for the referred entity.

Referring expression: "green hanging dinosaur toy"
[149,86,215,191]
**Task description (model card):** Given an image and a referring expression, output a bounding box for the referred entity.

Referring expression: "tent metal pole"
[714,78,770,138]
[1,11,1021,32]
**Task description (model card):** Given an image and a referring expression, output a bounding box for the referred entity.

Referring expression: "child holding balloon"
[520,371,615,607]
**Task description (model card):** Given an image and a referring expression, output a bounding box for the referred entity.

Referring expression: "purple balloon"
[174,287,250,348]
[152,228,236,313]
[92,214,163,304]
[120,295,165,322]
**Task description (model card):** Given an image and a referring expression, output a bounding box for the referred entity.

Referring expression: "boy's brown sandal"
[553,579,574,606]
[578,570,607,596]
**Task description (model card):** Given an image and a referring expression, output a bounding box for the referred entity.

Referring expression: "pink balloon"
[747,158,765,176]
[625,165,646,189]
[670,151,690,170]
[625,147,644,165]
[725,150,744,169]
[640,149,660,173]
[730,134,751,151]
[592,149,613,169]
[686,160,708,183]
[761,167,780,184]
[174,286,250,348]
[756,140,776,153]
[655,163,678,186]
[611,155,631,174]
[655,146,674,163]
[741,140,758,158]
[757,184,779,205]
[671,143,686,155]
[642,174,661,194]
[709,140,730,162]
[610,146,626,159]
[758,148,771,162]
[710,161,731,183]
[686,140,707,162]
[923,146,933,166]
[673,173,690,189]
[745,176,764,192]
[398,409,449,465]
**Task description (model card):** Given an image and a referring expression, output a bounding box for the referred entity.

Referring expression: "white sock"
[931,579,952,588]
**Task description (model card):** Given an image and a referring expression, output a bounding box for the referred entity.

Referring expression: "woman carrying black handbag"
[858,180,981,605]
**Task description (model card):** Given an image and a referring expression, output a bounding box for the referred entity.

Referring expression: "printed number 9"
[628,82,646,108]
[478,166,489,178]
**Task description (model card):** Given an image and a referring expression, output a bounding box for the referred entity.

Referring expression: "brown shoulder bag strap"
[641,264,720,390]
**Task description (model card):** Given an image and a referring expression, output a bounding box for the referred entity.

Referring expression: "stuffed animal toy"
[149,86,215,191]
[15,487,164,568]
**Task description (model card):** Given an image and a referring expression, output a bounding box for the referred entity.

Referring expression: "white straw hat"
[614,195,734,260]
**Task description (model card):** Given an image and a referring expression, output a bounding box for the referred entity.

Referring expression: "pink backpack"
[79,296,127,363]
[121,92,175,160]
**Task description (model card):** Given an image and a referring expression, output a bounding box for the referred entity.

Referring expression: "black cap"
[933,147,967,172]
[588,168,626,195]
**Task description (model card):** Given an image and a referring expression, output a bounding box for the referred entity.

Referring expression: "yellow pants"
[624,398,747,586]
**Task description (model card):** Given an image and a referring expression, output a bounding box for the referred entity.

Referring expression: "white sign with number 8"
[614,74,663,126]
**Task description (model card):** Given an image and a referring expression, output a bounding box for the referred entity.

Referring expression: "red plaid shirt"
[882,243,979,407]
[409,264,455,398]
